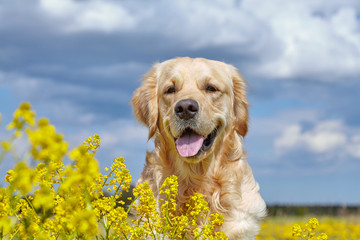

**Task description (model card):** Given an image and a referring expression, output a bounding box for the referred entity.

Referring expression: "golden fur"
[131,57,266,239]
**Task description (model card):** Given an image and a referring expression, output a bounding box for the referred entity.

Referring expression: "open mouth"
[174,127,218,158]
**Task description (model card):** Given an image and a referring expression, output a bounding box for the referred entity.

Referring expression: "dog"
[131,57,266,239]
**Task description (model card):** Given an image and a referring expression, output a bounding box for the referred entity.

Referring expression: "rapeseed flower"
[0,103,229,239]
[6,162,34,195]
[258,217,330,240]
[6,102,35,133]
[292,224,302,237]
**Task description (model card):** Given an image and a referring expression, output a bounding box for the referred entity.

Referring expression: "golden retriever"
[131,57,266,239]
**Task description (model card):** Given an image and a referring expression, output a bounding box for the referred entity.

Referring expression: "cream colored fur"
[131,57,266,239]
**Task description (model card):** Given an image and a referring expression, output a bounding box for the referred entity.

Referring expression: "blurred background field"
[257,205,360,240]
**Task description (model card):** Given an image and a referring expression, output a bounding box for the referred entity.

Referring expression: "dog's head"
[132,57,248,163]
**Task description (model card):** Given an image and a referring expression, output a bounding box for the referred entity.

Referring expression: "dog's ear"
[230,66,249,137]
[131,65,159,140]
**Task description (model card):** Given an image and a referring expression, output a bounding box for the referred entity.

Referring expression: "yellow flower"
[186,192,210,226]
[0,188,12,217]
[210,213,225,226]
[6,102,35,131]
[159,175,178,218]
[0,216,13,235]
[317,233,328,240]
[27,118,68,165]
[306,218,319,232]
[292,224,302,237]
[8,162,34,195]
[109,157,132,193]
[107,206,131,237]
[1,141,11,152]
[32,186,55,211]
[84,134,101,154]
[133,182,158,219]
[1,103,232,240]
[289,218,329,240]
[4,170,14,183]
[70,209,98,239]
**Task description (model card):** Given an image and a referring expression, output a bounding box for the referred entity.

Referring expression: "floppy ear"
[230,66,249,137]
[131,65,159,140]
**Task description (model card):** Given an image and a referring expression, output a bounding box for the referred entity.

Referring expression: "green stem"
[24,195,36,213]
[100,216,110,239]
[165,196,174,227]
[126,197,137,215]
[191,229,204,240]
[122,232,129,240]
[162,223,167,240]
[101,168,115,189]
[114,180,123,197]
[9,226,20,240]
[147,217,158,240]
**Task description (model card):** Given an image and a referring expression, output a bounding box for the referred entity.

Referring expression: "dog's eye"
[206,85,218,93]
[165,86,176,94]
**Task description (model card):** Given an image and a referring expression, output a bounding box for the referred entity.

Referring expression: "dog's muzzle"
[173,99,218,158]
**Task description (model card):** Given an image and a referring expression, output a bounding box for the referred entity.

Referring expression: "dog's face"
[132,57,248,163]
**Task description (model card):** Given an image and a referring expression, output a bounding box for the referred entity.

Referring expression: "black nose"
[174,99,199,120]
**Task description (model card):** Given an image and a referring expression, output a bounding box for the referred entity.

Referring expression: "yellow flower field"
[1,103,359,239]
[0,103,226,239]
[257,216,360,240]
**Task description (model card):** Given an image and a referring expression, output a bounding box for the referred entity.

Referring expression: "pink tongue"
[175,131,205,157]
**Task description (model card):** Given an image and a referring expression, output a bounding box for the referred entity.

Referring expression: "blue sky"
[1,0,360,205]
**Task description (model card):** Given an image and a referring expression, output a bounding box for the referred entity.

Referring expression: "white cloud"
[302,121,347,153]
[274,124,303,151]
[39,0,136,33]
[34,0,272,51]
[275,120,352,157]
[140,0,360,80]
[347,135,360,158]
[245,0,360,80]
[3,0,359,81]
[152,1,269,50]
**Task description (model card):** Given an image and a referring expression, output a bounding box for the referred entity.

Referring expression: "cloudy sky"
[1,0,360,204]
